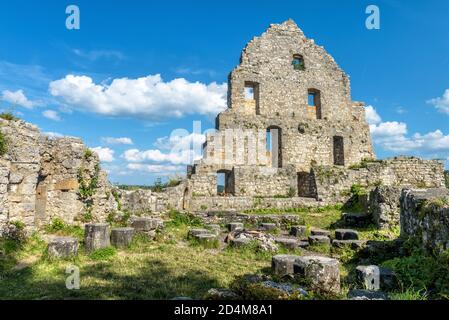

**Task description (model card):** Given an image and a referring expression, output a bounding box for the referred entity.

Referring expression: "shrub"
[84,148,94,159]
[46,218,67,232]
[0,112,18,121]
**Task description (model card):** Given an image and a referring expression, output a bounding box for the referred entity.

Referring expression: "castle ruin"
[182,20,445,211]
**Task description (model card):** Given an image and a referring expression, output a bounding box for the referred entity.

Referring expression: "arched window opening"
[292,54,305,71]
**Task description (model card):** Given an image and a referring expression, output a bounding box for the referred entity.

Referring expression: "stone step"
[290,225,307,238]
[310,228,330,237]
[308,235,331,246]
[335,229,359,240]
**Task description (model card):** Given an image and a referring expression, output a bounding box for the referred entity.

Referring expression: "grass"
[1,207,448,300]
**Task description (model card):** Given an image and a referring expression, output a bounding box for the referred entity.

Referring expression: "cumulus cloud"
[42,110,61,121]
[92,147,115,162]
[101,137,133,145]
[127,163,185,174]
[428,89,449,115]
[49,74,227,120]
[367,106,449,156]
[123,132,205,165]
[365,105,382,125]
[1,89,35,108]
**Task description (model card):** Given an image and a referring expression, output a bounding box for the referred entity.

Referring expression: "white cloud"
[101,137,133,145]
[428,89,449,115]
[123,132,205,166]
[92,147,115,162]
[370,121,407,139]
[42,110,61,121]
[153,132,206,151]
[365,105,382,125]
[1,89,35,108]
[49,74,227,120]
[127,163,185,174]
[368,106,449,157]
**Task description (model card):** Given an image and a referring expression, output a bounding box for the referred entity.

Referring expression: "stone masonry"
[0,118,117,231]
[180,20,446,212]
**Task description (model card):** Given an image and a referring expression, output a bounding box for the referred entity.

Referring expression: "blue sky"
[1,0,448,185]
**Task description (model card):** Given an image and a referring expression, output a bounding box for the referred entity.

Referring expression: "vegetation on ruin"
[0,130,8,156]
[0,111,19,121]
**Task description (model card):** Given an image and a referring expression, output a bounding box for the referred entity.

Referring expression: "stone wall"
[314,157,445,202]
[186,19,375,200]
[400,188,449,252]
[369,186,402,229]
[0,119,117,231]
[188,196,323,212]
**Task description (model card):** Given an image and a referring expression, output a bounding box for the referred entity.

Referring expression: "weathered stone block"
[230,237,251,248]
[310,228,330,237]
[271,254,300,276]
[356,265,397,291]
[274,238,298,250]
[188,228,210,239]
[195,234,218,246]
[84,223,110,252]
[342,212,371,227]
[47,237,78,258]
[111,227,134,248]
[293,256,340,294]
[131,217,160,232]
[335,229,359,240]
[290,225,307,238]
[369,186,402,229]
[259,223,277,231]
[308,235,331,246]
[355,265,380,291]
[332,240,365,250]
[228,222,244,232]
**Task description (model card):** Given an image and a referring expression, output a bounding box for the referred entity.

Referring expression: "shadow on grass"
[0,257,231,300]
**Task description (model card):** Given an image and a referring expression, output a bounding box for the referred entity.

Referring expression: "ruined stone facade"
[400,188,449,252]
[182,20,446,211]
[0,119,117,231]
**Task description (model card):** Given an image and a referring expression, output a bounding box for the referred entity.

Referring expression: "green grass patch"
[89,247,117,261]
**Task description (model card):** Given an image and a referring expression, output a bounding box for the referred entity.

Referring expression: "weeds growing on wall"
[0,130,8,156]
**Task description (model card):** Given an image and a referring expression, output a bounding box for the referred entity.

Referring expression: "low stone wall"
[193,211,305,229]
[400,188,449,252]
[188,196,324,212]
[314,157,445,202]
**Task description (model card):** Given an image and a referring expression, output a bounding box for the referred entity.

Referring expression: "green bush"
[167,210,203,228]
[382,247,449,299]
